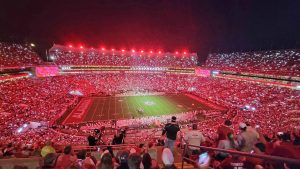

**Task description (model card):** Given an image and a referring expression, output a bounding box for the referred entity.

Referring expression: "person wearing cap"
[237,122,258,152]
[162,116,180,152]
[183,124,206,156]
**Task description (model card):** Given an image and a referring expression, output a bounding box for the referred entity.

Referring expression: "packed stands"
[1,74,299,143]
[0,42,42,67]
[0,44,300,168]
[49,44,198,67]
[205,49,300,76]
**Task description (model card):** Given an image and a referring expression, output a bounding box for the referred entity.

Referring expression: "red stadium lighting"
[131,49,135,53]
[101,47,105,51]
[175,51,179,54]
[69,45,73,48]
[111,48,115,51]
[158,51,161,54]
[183,51,187,55]
[80,46,83,49]
[121,49,125,52]
[150,50,153,54]
[140,50,144,53]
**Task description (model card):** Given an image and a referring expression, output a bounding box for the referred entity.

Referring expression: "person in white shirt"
[184,124,206,156]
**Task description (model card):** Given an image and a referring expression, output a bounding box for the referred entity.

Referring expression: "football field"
[62,94,214,124]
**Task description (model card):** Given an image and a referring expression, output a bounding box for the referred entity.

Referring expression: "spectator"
[162,116,180,152]
[245,143,267,169]
[128,153,142,169]
[77,150,96,168]
[116,150,130,169]
[41,142,56,157]
[184,123,206,156]
[161,148,176,169]
[142,153,159,169]
[56,145,77,168]
[216,132,238,161]
[237,123,258,152]
[112,128,126,145]
[217,120,233,142]
[37,153,62,169]
[98,152,114,169]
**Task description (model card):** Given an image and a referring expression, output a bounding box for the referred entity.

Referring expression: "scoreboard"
[35,66,59,77]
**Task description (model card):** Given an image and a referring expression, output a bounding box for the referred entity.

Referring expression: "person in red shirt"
[56,145,77,168]
[217,120,234,142]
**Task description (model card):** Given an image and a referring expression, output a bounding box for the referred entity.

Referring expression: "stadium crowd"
[49,45,197,68]
[0,73,299,150]
[0,42,42,67]
[0,42,300,168]
[205,49,300,76]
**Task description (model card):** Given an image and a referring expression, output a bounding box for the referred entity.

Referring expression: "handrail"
[73,144,136,149]
[181,144,300,169]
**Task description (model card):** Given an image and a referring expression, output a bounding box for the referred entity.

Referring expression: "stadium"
[0,1,300,169]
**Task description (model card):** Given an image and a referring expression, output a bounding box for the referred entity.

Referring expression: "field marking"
[70,94,213,123]
[120,97,124,119]
[124,97,131,118]
[113,96,117,116]
[63,98,92,124]
[134,96,145,117]
[98,98,106,120]
[107,96,111,120]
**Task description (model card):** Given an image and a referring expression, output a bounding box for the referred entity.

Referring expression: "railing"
[71,144,136,152]
[181,144,300,169]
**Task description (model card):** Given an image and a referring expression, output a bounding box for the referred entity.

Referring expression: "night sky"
[0,0,300,59]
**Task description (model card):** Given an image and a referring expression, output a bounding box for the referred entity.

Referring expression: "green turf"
[65,94,214,123]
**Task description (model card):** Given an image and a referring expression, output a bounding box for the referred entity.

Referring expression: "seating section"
[0,42,42,67]
[205,49,300,76]
[1,74,299,145]
[49,45,198,67]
